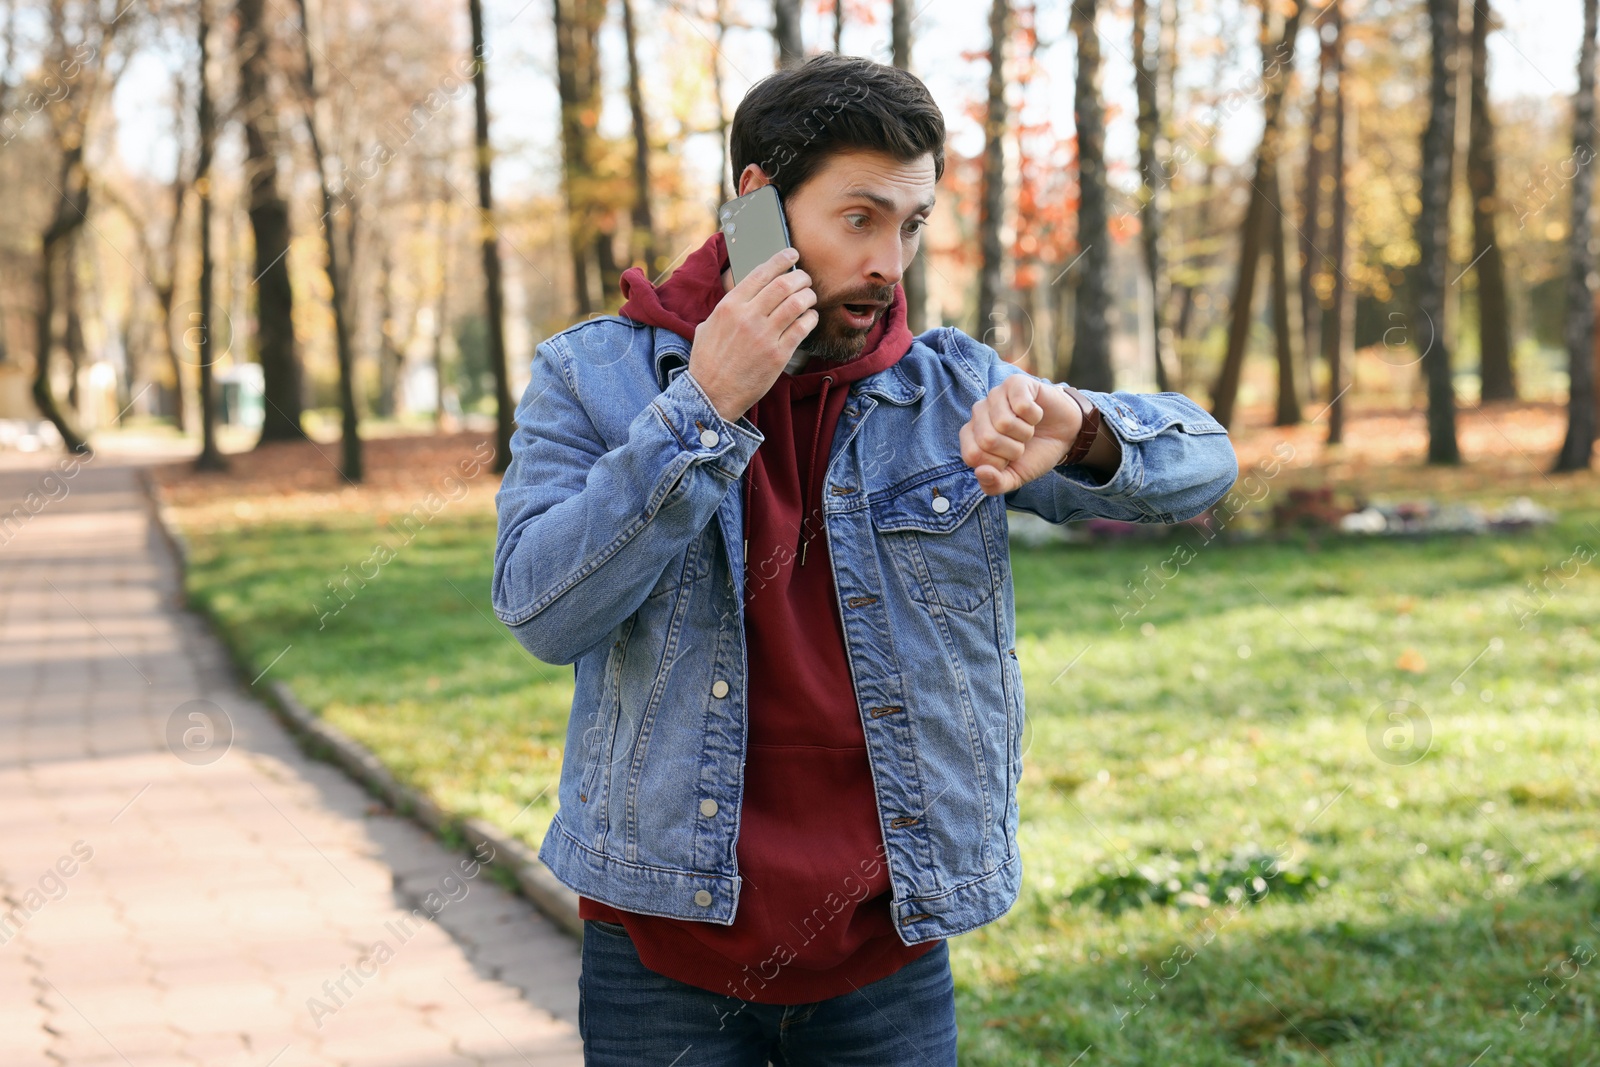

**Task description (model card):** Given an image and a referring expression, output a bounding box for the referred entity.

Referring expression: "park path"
[0,443,583,1067]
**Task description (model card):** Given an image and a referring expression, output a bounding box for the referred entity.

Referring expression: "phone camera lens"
[723,222,737,235]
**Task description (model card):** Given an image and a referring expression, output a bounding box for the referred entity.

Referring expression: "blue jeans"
[578,919,959,1066]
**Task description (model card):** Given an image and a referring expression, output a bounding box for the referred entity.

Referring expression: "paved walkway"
[0,444,583,1067]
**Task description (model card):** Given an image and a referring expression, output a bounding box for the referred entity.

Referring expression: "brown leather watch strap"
[1057,383,1102,466]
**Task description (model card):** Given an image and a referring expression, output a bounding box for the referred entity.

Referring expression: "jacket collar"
[651,331,925,406]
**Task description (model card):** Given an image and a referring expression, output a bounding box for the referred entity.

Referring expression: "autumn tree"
[1414,0,1462,464]
[1554,0,1598,472]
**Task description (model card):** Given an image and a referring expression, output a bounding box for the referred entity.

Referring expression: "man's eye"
[846,214,869,229]
[903,219,927,235]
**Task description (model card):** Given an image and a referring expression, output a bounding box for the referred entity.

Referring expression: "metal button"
[931,495,950,514]
[711,679,729,698]
[694,890,713,906]
[700,798,718,817]
[699,429,720,448]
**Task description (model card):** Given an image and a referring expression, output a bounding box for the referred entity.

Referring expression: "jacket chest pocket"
[870,464,997,613]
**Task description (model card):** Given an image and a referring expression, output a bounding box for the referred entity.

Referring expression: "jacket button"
[711,679,730,698]
[700,798,718,817]
[931,495,950,514]
[694,890,713,906]
[699,429,720,448]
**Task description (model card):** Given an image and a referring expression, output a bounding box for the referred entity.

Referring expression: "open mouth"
[839,302,884,329]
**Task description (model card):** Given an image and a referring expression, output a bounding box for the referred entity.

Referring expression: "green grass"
[177,500,1600,1066]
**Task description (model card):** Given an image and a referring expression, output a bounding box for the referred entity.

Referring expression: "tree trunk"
[713,0,733,207]
[1324,0,1352,444]
[195,0,226,472]
[1555,0,1599,471]
[1209,1,1302,428]
[833,0,842,53]
[891,0,926,333]
[375,248,401,418]
[237,0,305,444]
[554,0,606,316]
[1133,0,1177,391]
[470,0,514,473]
[975,0,1009,344]
[293,0,362,481]
[1270,160,1303,425]
[1299,7,1333,404]
[1070,0,1114,391]
[1416,0,1462,465]
[773,0,802,68]
[1468,0,1515,401]
[32,143,90,454]
[620,0,658,274]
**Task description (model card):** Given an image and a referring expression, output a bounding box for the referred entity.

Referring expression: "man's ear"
[737,163,771,197]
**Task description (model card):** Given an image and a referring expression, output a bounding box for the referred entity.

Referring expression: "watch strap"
[1057,383,1102,467]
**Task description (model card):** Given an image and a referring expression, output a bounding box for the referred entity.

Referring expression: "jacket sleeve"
[491,334,763,664]
[949,331,1239,524]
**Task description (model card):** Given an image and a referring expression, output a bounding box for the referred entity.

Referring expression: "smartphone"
[719,185,793,286]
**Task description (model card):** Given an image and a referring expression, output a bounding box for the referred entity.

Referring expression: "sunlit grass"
[175,493,1600,1065]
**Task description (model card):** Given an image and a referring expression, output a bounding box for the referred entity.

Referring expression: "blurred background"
[4,0,1600,1064]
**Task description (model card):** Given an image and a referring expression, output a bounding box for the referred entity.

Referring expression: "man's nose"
[865,232,904,288]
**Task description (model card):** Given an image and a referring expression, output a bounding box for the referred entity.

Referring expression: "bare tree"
[975,0,1009,344]
[553,0,610,315]
[237,0,306,444]
[469,0,513,472]
[1555,0,1598,472]
[292,0,363,480]
[1467,0,1515,401]
[1322,0,1353,444]
[891,0,926,332]
[773,0,801,67]
[1415,0,1462,464]
[194,0,225,471]
[1133,0,1177,390]
[1070,0,1114,391]
[1209,0,1302,428]
[620,0,659,274]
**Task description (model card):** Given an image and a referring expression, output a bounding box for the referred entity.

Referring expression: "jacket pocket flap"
[870,464,987,534]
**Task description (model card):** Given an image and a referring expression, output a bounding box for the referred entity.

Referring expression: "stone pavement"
[0,444,583,1067]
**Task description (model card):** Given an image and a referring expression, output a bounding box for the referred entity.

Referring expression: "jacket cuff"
[650,367,764,480]
[1051,388,1143,498]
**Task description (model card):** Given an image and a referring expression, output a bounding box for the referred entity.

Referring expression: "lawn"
[148,402,1600,1066]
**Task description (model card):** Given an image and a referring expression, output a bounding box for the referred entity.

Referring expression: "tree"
[194,0,226,472]
[975,0,1009,345]
[1467,0,1515,401]
[1069,0,1114,391]
[1209,0,1302,429]
[1554,0,1598,472]
[773,0,801,67]
[891,0,927,332]
[292,0,363,481]
[236,0,306,444]
[1414,0,1462,465]
[553,0,611,315]
[1322,0,1352,444]
[469,0,514,473]
[620,0,659,274]
[1132,0,1177,391]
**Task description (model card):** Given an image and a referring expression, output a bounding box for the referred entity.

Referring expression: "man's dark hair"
[729,53,946,200]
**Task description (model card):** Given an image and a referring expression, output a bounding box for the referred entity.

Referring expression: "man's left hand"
[959,375,1081,496]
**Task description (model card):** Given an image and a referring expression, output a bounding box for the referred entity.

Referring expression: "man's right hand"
[687,247,817,423]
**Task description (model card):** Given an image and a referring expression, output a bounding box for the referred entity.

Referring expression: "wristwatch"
[1055,383,1102,467]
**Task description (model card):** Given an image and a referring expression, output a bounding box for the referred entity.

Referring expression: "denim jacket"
[491,316,1238,945]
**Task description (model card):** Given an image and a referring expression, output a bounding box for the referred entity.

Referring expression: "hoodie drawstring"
[799,376,833,567]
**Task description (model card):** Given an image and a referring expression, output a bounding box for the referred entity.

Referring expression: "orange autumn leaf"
[1395,648,1427,673]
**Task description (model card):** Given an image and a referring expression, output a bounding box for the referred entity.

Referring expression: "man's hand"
[687,247,817,423]
[959,375,1082,495]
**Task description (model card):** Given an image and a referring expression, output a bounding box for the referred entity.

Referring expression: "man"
[493,53,1238,1066]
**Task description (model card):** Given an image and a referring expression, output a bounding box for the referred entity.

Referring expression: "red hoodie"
[577,230,942,1003]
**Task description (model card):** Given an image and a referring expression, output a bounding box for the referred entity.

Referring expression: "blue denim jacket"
[491,315,1238,945]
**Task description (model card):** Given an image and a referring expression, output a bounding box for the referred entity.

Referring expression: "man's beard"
[799,288,896,365]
